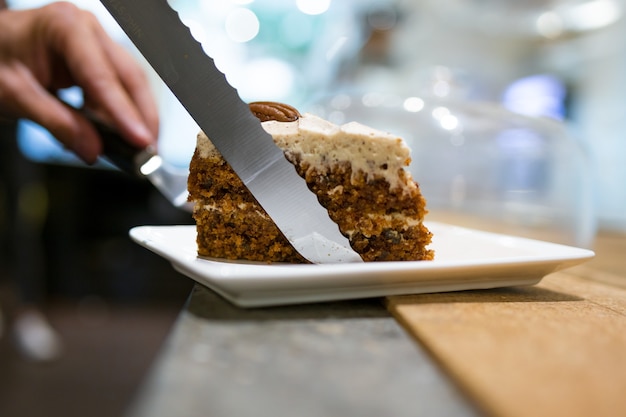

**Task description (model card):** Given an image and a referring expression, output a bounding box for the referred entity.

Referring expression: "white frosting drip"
[196,113,413,189]
[342,212,422,238]
[197,131,218,158]
[367,212,423,227]
[201,202,270,219]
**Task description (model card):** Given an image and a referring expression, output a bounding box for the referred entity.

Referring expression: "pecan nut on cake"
[187,101,434,263]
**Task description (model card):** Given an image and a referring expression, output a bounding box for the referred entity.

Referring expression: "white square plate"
[129,222,594,307]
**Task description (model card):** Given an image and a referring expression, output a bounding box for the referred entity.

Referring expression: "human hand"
[0,2,159,164]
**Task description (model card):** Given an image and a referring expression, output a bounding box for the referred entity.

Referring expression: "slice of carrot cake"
[187,101,433,263]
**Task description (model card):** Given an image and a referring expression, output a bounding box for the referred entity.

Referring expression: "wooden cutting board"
[386,269,626,417]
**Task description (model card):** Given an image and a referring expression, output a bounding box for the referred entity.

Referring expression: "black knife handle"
[79,107,155,176]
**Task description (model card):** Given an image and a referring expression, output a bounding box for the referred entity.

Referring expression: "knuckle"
[42,2,97,32]
[43,2,81,20]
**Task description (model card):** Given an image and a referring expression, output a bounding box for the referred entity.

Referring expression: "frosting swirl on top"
[263,113,412,190]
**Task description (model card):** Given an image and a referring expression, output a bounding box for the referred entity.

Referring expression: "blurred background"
[1,0,625,416]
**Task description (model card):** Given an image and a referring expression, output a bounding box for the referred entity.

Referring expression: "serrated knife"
[99,0,361,263]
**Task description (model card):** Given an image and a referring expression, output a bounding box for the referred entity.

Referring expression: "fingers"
[0,3,160,162]
[0,62,101,163]
[41,3,158,149]
[99,37,160,140]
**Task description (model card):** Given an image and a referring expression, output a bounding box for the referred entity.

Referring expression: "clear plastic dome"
[307,93,596,248]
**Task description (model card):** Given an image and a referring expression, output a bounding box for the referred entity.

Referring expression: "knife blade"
[99,0,361,263]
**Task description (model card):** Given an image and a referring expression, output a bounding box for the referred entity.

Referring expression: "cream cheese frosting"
[196,113,414,190]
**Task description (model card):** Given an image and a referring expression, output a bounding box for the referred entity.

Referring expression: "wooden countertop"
[387,231,626,417]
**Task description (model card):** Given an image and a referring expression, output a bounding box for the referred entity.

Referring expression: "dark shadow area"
[0,299,184,417]
[0,120,194,303]
[388,284,583,306]
[0,121,194,417]
[187,284,391,322]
